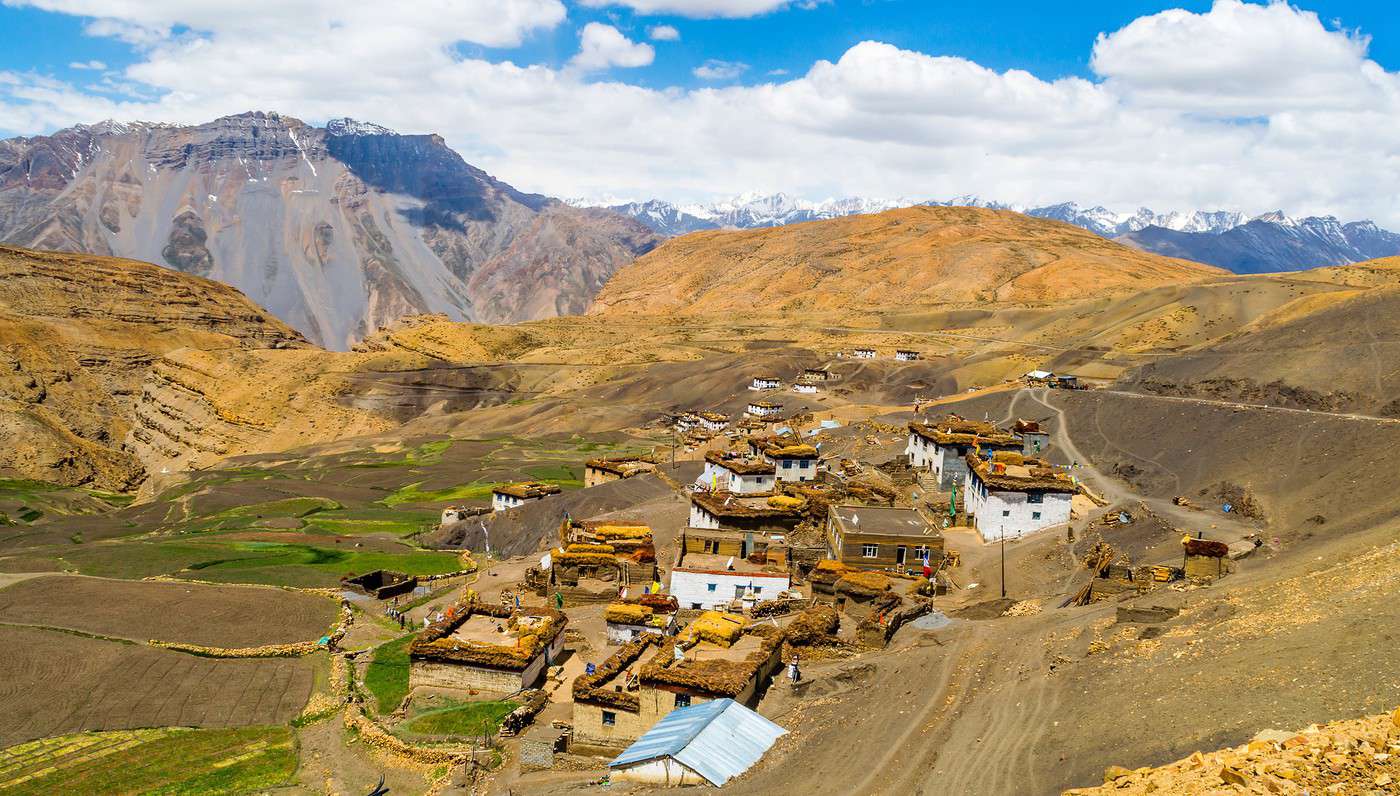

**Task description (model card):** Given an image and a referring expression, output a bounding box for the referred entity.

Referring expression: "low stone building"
[963,452,1076,542]
[606,597,680,645]
[696,452,777,495]
[492,481,562,512]
[905,415,1023,489]
[584,457,657,488]
[802,367,831,382]
[1183,536,1230,580]
[895,349,920,361]
[410,599,568,695]
[1013,419,1051,457]
[825,504,944,573]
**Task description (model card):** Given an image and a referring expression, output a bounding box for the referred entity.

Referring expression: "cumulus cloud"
[649,24,681,41]
[3,0,1400,226]
[571,23,655,71]
[693,59,748,80]
[578,0,820,19]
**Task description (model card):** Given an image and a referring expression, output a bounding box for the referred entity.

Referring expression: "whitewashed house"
[792,382,819,394]
[853,347,877,359]
[697,411,729,432]
[761,443,819,483]
[746,400,783,419]
[696,453,776,495]
[963,453,1076,542]
[750,375,782,391]
[895,349,920,362]
[905,417,1022,489]
[491,481,562,512]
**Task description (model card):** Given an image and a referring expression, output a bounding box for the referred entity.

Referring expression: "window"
[753,586,762,594]
[861,544,879,558]
[675,694,691,708]
[735,585,746,598]
[783,460,793,469]
[706,583,717,592]
[1028,493,1044,504]
[690,603,703,610]
[1002,510,1011,517]
[602,711,616,726]
[1032,512,1042,520]
[914,545,930,560]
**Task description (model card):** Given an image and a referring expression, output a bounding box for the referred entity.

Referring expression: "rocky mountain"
[0,112,660,349]
[0,244,307,489]
[588,205,1224,317]
[1113,214,1400,273]
[581,193,1400,272]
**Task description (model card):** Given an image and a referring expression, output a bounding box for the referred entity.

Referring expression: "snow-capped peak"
[324,118,397,137]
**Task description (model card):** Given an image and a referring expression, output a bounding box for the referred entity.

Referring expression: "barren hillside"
[589,206,1224,317]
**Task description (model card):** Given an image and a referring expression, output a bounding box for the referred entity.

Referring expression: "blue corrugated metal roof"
[609,698,787,787]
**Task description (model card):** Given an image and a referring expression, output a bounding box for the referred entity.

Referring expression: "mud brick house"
[584,457,657,488]
[905,415,1022,489]
[760,443,820,483]
[793,382,819,394]
[964,452,1077,542]
[669,529,791,610]
[802,367,831,382]
[895,349,920,361]
[696,451,777,495]
[853,346,876,359]
[1183,536,1229,580]
[491,481,562,512]
[749,375,782,391]
[1014,419,1051,456]
[572,635,660,750]
[534,519,661,603]
[636,616,783,730]
[673,412,701,433]
[410,599,567,694]
[687,491,806,536]
[746,400,784,419]
[826,505,944,573]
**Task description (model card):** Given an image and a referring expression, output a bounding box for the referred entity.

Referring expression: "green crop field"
[364,634,415,715]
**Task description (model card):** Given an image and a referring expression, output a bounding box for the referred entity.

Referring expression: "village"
[333,348,1259,791]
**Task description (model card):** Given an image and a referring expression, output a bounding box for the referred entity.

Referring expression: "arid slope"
[589,205,1224,317]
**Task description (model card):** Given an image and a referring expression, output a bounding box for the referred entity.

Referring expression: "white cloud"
[68,59,107,70]
[571,22,655,71]
[692,59,748,80]
[648,24,680,41]
[4,0,1400,226]
[578,0,824,19]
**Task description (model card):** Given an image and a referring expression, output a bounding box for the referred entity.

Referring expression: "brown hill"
[588,206,1224,317]
[0,245,307,489]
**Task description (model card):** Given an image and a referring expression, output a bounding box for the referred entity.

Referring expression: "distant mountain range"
[0,112,659,348]
[571,193,1400,273]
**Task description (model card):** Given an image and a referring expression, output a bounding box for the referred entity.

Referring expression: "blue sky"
[1,1,1399,224]
[4,1,1397,94]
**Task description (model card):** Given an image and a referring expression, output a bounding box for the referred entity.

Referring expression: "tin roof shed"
[609,698,786,787]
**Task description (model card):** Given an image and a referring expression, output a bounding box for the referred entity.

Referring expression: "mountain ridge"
[0,111,661,349]
[573,193,1400,272]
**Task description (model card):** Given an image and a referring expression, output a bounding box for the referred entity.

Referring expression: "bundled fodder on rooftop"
[750,597,806,619]
[836,571,893,599]
[642,623,783,697]
[682,611,749,647]
[605,603,653,625]
[629,544,657,563]
[784,604,840,646]
[411,601,566,671]
[567,543,616,555]
[573,635,658,711]
[595,525,652,542]
[767,494,806,509]
[992,450,1026,466]
[553,547,619,568]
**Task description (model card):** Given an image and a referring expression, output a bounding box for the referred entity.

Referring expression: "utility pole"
[1000,524,1007,599]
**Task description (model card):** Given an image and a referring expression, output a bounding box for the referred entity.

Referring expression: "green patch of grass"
[17,507,42,523]
[302,507,438,537]
[398,699,518,739]
[0,726,297,795]
[218,496,342,519]
[378,481,495,507]
[344,439,458,469]
[364,634,415,714]
[154,468,291,502]
[84,489,135,507]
